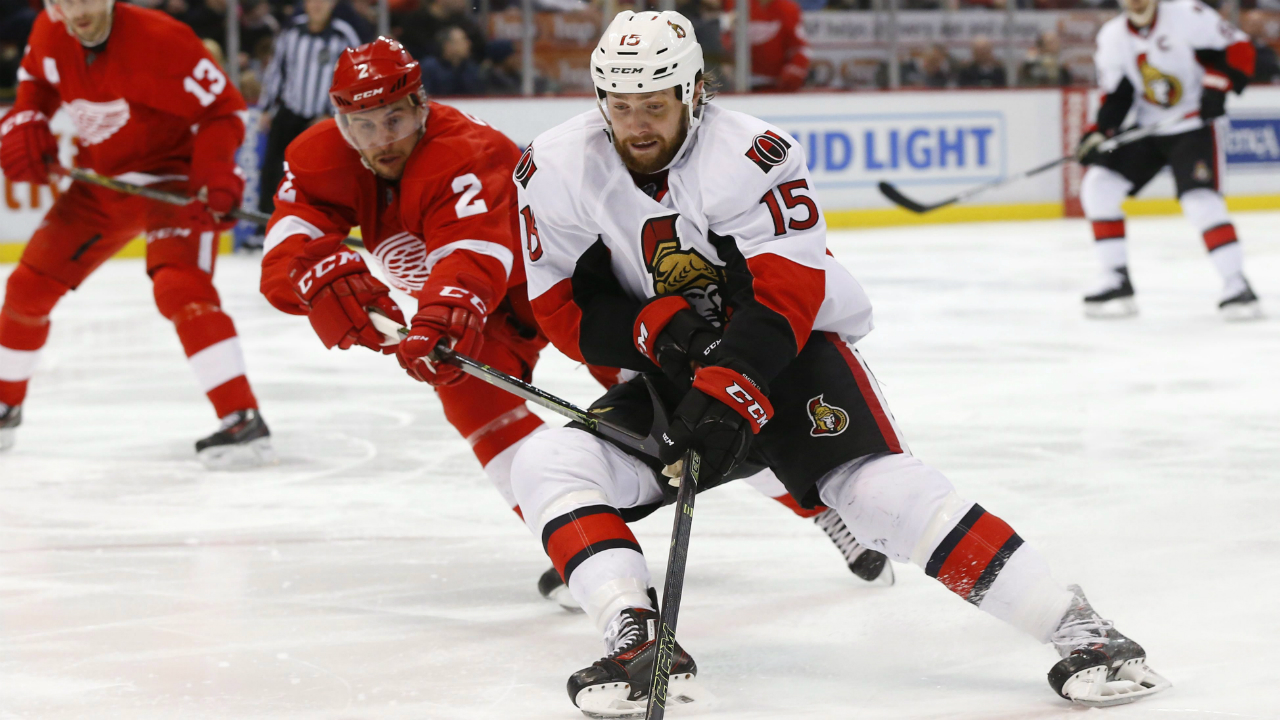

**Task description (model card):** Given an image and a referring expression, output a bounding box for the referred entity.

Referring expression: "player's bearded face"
[52,0,113,46]
[607,89,690,175]
[341,97,427,181]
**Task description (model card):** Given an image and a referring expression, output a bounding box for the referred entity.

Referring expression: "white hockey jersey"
[515,103,873,383]
[1094,0,1252,135]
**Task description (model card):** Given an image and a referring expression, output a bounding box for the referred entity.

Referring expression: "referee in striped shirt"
[258,0,361,216]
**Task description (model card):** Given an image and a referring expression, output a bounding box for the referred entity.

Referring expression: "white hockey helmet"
[591,11,706,132]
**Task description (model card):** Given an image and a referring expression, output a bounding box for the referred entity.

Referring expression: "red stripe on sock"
[934,512,1017,599]
[0,380,25,407]
[1204,223,1237,252]
[174,306,238,358]
[771,493,826,519]
[1091,220,1125,241]
[829,334,903,454]
[206,376,257,418]
[545,512,638,580]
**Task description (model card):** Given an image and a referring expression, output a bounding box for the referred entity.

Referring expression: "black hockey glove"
[633,295,721,389]
[658,361,773,481]
[1200,88,1228,121]
[1076,130,1109,166]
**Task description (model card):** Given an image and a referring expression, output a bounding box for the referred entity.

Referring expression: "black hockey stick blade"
[645,448,701,720]
[877,181,953,214]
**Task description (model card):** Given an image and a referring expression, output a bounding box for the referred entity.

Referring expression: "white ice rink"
[2,213,1278,720]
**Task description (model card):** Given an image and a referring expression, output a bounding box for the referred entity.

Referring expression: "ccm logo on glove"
[438,285,488,315]
[295,250,363,295]
[693,365,774,433]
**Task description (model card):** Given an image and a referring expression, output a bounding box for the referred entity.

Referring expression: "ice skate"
[813,508,894,584]
[538,566,584,612]
[196,409,275,470]
[1219,277,1262,321]
[568,607,709,718]
[1084,267,1138,318]
[0,403,20,451]
[1047,585,1170,707]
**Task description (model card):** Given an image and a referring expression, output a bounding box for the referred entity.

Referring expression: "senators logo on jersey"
[745,130,791,174]
[1137,53,1183,107]
[641,214,727,326]
[807,394,849,437]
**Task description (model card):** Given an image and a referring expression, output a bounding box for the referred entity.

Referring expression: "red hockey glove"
[187,161,245,231]
[290,248,404,353]
[633,294,721,388]
[397,286,487,386]
[658,361,773,480]
[0,110,57,184]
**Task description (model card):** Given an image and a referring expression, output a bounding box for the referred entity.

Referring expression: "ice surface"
[2,213,1278,720]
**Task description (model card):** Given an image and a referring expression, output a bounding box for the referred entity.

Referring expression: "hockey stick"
[53,166,274,225]
[645,448,701,720]
[50,165,368,249]
[877,111,1200,214]
[367,311,658,458]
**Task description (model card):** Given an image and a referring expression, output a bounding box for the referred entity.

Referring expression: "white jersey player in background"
[512,11,1169,717]
[1077,0,1260,319]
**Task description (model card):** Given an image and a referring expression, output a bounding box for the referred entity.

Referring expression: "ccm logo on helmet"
[610,67,643,74]
[353,88,385,101]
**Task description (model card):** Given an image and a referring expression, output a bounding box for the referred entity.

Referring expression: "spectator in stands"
[1019,30,1072,86]
[678,0,729,73]
[422,26,485,95]
[257,0,361,220]
[1242,11,1280,84]
[957,36,1006,87]
[0,0,37,98]
[394,0,487,64]
[900,43,954,88]
[240,0,282,64]
[171,0,230,43]
[722,0,811,92]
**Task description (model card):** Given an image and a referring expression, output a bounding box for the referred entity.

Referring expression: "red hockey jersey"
[11,4,246,181]
[260,103,530,328]
[722,0,811,92]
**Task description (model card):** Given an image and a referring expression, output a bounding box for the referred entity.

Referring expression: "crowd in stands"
[1,0,1279,102]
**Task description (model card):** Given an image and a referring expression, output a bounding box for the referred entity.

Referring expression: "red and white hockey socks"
[0,263,70,407]
[1181,188,1247,298]
[818,453,1074,644]
[540,501,652,632]
[152,266,258,418]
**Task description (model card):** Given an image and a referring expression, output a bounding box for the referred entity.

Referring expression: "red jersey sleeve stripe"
[744,253,825,349]
[531,278,585,363]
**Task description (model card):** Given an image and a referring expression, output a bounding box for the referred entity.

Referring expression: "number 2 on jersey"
[760,179,819,236]
[452,173,488,218]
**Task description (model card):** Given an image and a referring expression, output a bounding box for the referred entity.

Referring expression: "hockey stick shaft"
[367,312,656,457]
[56,166,273,225]
[645,448,701,720]
[878,111,1200,214]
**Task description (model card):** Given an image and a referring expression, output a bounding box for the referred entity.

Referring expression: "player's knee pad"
[3,262,71,322]
[480,425,546,511]
[510,427,659,534]
[151,264,221,322]
[818,453,965,564]
[1179,188,1230,234]
[1080,166,1132,220]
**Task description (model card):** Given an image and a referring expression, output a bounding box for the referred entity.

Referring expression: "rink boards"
[3,86,1280,261]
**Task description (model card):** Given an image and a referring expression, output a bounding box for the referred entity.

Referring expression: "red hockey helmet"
[330,37,423,114]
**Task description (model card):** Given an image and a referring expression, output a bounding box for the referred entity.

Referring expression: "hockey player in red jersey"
[513,11,1170,714]
[260,37,893,610]
[1077,0,1260,319]
[721,0,811,92]
[0,0,271,467]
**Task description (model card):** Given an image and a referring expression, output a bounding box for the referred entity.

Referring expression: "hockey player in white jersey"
[1077,0,1259,319]
[511,10,1170,716]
